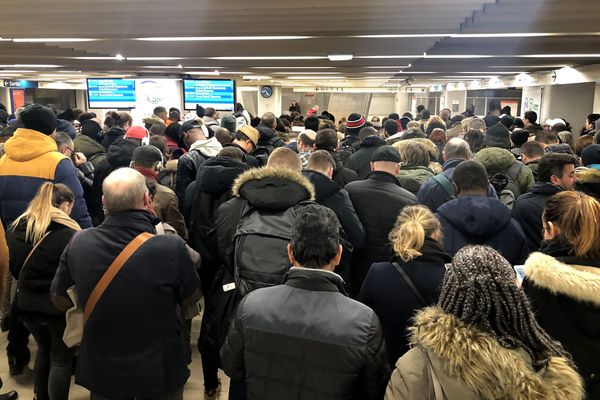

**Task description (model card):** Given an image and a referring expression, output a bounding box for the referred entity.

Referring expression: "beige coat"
[385,307,583,400]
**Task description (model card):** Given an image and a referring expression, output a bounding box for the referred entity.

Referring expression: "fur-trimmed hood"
[576,167,600,184]
[232,166,315,211]
[524,252,600,306]
[410,307,583,400]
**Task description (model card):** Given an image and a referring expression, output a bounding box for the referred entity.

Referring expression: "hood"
[530,181,563,196]
[232,166,315,211]
[256,123,276,143]
[190,136,223,158]
[360,135,386,148]
[105,126,125,138]
[397,166,434,193]
[195,156,249,194]
[437,195,511,237]
[303,170,341,202]
[106,138,136,167]
[576,167,600,184]
[546,143,573,154]
[411,307,584,400]
[142,115,165,125]
[74,134,105,155]
[474,147,516,173]
[3,128,60,162]
[524,252,600,306]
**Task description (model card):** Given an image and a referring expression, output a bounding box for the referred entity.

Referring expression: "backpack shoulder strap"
[83,232,153,323]
[392,261,427,306]
[432,174,454,198]
[506,160,524,178]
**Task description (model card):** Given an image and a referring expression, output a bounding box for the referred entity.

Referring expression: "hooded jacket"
[256,123,285,149]
[73,133,106,169]
[345,171,418,295]
[101,126,125,151]
[142,114,165,128]
[0,128,91,228]
[221,267,390,400]
[396,166,434,195]
[175,136,223,206]
[344,136,386,179]
[524,249,600,398]
[386,307,583,400]
[436,195,528,265]
[475,147,534,195]
[359,238,451,366]
[575,167,600,200]
[512,182,563,252]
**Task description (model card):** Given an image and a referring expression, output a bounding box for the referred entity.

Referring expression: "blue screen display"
[183,79,235,111]
[87,79,136,109]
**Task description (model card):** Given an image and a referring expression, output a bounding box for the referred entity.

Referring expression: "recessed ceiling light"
[13,38,98,42]
[328,54,353,61]
[219,71,252,74]
[136,36,313,41]
[402,71,437,74]
[0,70,36,73]
[143,65,186,69]
[40,74,87,77]
[213,56,327,60]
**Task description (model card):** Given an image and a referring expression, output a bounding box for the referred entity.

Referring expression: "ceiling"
[0,0,599,87]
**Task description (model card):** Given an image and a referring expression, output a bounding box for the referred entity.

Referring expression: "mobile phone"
[514,265,526,284]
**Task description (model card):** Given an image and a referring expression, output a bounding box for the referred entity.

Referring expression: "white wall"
[540,82,595,130]
[445,90,467,114]
[594,83,600,113]
[257,86,282,117]
[368,93,395,118]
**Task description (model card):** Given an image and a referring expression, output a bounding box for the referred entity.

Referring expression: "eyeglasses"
[64,146,74,155]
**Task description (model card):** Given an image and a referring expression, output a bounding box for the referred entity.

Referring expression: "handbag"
[62,232,153,348]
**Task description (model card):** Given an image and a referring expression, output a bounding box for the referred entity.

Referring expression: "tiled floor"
[0,316,230,399]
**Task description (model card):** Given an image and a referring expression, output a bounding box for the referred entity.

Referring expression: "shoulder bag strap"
[392,261,427,307]
[20,231,52,274]
[424,351,446,400]
[432,174,454,198]
[83,232,153,324]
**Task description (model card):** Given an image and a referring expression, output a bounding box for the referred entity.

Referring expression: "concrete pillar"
[593,83,600,113]
[395,91,409,115]
[257,85,282,117]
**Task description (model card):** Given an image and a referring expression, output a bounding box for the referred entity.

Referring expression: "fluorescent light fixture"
[126,56,181,61]
[353,34,450,38]
[143,65,185,69]
[459,71,522,74]
[0,74,22,77]
[13,38,98,42]
[243,75,271,80]
[219,71,252,74]
[287,76,347,79]
[213,56,327,60]
[402,71,437,74]
[272,72,341,75]
[0,70,36,73]
[450,32,600,38]
[424,54,494,59]
[0,64,62,68]
[365,66,410,69]
[328,54,353,61]
[357,55,421,59]
[252,66,335,69]
[73,56,119,60]
[184,66,224,69]
[442,75,497,78]
[136,36,312,41]
[488,65,566,68]
[40,74,87,77]
[519,54,600,58]
[187,70,220,76]
[363,71,404,74]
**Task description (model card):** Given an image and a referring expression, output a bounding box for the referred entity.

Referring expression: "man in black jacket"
[344,127,386,179]
[512,153,577,252]
[222,125,261,168]
[253,112,285,165]
[221,204,390,400]
[345,145,418,295]
[303,150,366,286]
[315,129,359,186]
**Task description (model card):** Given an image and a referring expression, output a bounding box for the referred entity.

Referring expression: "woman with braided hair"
[524,191,600,398]
[386,245,583,400]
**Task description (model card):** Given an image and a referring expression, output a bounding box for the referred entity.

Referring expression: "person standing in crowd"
[386,245,583,400]
[314,129,359,186]
[7,183,80,400]
[483,99,502,128]
[346,146,418,295]
[74,118,106,168]
[222,125,261,168]
[0,219,18,400]
[512,153,577,252]
[359,205,450,367]
[436,160,528,265]
[520,140,546,180]
[523,110,542,132]
[131,145,187,239]
[55,131,95,193]
[288,100,301,114]
[175,119,222,207]
[344,128,387,179]
[394,141,435,195]
[142,106,167,130]
[101,112,132,150]
[221,204,390,400]
[461,104,475,118]
[50,168,201,400]
[202,107,220,135]
[254,113,285,161]
[575,144,600,199]
[306,104,319,117]
[510,128,530,159]
[523,191,600,398]
[296,130,316,169]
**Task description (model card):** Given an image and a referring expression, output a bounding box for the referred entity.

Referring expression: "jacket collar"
[392,237,451,264]
[100,210,159,232]
[232,166,315,200]
[530,181,563,195]
[411,307,584,400]
[133,166,158,181]
[525,252,600,306]
[366,170,401,185]
[442,158,464,171]
[283,267,347,294]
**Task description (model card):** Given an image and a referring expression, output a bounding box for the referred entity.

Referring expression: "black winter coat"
[344,136,386,179]
[175,149,209,209]
[359,238,450,366]
[100,126,125,151]
[221,268,390,400]
[345,171,418,295]
[222,143,261,168]
[437,195,529,265]
[8,220,76,317]
[326,150,359,187]
[512,182,563,252]
[523,240,600,398]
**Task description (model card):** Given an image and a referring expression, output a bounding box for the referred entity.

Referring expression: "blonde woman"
[359,205,451,367]
[7,182,80,400]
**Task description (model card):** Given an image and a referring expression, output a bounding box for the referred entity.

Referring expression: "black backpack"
[233,201,309,297]
[488,161,524,209]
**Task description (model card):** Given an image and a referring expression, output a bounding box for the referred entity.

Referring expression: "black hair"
[304,116,320,132]
[535,130,559,145]
[513,118,525,129]
[501,105,511,115]
[453,160,489,192]
[298,132,315,147]
[250,117,261,127]
[383,119,398,135]
[402,112,413,119]
[401,128,426,140]
[420,109,431,120]
[488,99,501,113]
[290,204,340,269]
[388,113,400,120]
[153,106,166,116]
[537,153,577,183]
[521,141,546,159]
[78,112,96,123]
[165,123,182,145]
[275,118,286,132]
[416,105,425,113]
[218,146,245,162]
[551,123,568,134]
[315,129,338,152]
[524,111,538,124]
[235,103,245,113]
[464,129,485,153]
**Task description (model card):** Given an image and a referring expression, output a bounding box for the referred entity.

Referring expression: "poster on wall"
[132,79,182,122]
[521,87,542,119]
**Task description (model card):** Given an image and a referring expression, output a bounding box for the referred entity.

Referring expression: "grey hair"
[443,138,471,160]
[102,168,148,215]
[54,131,73,150]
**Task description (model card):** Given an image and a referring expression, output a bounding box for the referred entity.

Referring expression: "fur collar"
[411,307,583,400]
[576,167,600,183]
[232,166,315,200]
[524,252,600,305]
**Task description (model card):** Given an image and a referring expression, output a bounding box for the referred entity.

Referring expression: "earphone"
[141,129,150,146]
[150,145,165,171]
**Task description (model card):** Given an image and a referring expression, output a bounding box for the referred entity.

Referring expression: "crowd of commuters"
[0,99,598,400]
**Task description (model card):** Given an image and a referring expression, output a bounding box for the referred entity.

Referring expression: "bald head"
[102,168,149,215]
[443,138,471,162]
[267,147,302,172]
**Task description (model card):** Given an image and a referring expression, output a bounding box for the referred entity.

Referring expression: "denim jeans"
[90,387,184,400]
[22,316,75,400]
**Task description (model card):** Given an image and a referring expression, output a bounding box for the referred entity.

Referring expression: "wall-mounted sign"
[2,80,38,89]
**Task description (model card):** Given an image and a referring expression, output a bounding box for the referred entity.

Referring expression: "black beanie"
[80,119,104,143]
[20,104,57,135]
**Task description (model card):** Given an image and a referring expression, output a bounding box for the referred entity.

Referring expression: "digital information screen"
[87,79,136,109]
[183,79,236,111]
